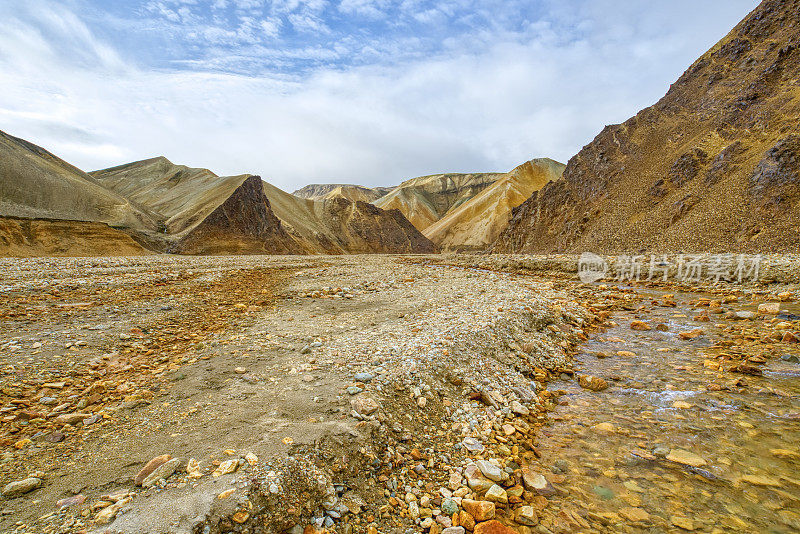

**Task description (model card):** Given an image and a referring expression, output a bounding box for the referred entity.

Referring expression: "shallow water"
[536,288,800,533]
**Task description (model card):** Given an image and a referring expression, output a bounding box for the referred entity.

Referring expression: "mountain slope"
[95,158,435,254]
[0,216,150,257]
[263,182,435,254]
[373,172,504,231]
[292,184,393,203]
[0,130,156,256]
[0,130,156,230]
[424,158,564,250]
[494,0,800,254]
[91,159,303,254]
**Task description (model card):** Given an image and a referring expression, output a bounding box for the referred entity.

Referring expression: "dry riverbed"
[0,254,798,534]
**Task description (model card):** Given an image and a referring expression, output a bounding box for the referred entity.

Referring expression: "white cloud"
[338,0,390,19]
[0,0,760,192]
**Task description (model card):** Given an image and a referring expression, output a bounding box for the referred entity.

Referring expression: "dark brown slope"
[324,198,437,254]
[173,176,300,255]
[494,0,800,254]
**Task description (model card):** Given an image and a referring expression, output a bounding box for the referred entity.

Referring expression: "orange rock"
[578,375,608,391]
[458,510,476,530]
[462,499,496,522]
[630,321,651,331]
[474,520,519,534]
[679,329,704,340]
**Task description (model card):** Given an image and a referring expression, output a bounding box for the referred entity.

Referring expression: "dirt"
[1,254,798,534]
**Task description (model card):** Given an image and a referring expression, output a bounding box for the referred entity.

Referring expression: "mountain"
[0,130,156,230]
[90,158,301,254]
[423,158,564,250]
[494,0,800,254]
[94,158,435,255]
[0,130,154,256]
[262,182,436,254]
[372,172,505,231]
[292,184,393,202]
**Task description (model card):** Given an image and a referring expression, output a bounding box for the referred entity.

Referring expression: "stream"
[534,285,800,533]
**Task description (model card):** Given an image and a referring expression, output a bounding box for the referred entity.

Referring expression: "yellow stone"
[619,507,650,522]
[770,449,799,459]
[666,449,706,467]
[671,516,695,530]
[740,474,781,487]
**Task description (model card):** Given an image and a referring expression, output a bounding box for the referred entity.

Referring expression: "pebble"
[510,400,529,416]
[462,437,485,453]
[475,460,503,482]
[666,448,707,467]
[460,499,495,521]
[142,457,181,488]
[441,498,458,515]
[521,469,554,496]
[135,454,172,486]
[212,458,239,477]
[484,484,508,504]
[350,394,379,415]
[354,372,373,382]
[578,374,608,391]
[758,302,780,314]
[1,477,42,498]
[515,505,539,526]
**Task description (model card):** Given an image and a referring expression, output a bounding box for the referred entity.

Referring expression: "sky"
[0,0,758,191]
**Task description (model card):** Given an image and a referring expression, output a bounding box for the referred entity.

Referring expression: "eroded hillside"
[494,0,800,254]
[373,172,504,231]
[424,159,564,251]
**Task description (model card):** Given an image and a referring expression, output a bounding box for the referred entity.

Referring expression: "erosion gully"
[533,284,800,534]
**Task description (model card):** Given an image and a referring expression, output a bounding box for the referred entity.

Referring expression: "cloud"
[338,0,390,19]
[0,0,760,192]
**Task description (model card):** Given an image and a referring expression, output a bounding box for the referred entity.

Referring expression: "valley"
[1,1,799,533]
[0,255,798,534]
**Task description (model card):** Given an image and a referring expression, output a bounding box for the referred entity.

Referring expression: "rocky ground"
[0,254,798,534]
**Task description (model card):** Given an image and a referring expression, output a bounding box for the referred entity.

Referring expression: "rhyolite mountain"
[262,182,434,254]
[0,133,434,256]
[424,158,564,251]
[89,157,301,255]
[372,172,505,231]
[0,130,153,256]
[293,184,393,203]
[93,158,434,255]
[494,0,800,254]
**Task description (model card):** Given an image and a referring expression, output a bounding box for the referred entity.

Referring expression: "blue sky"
[0,0,758,190]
